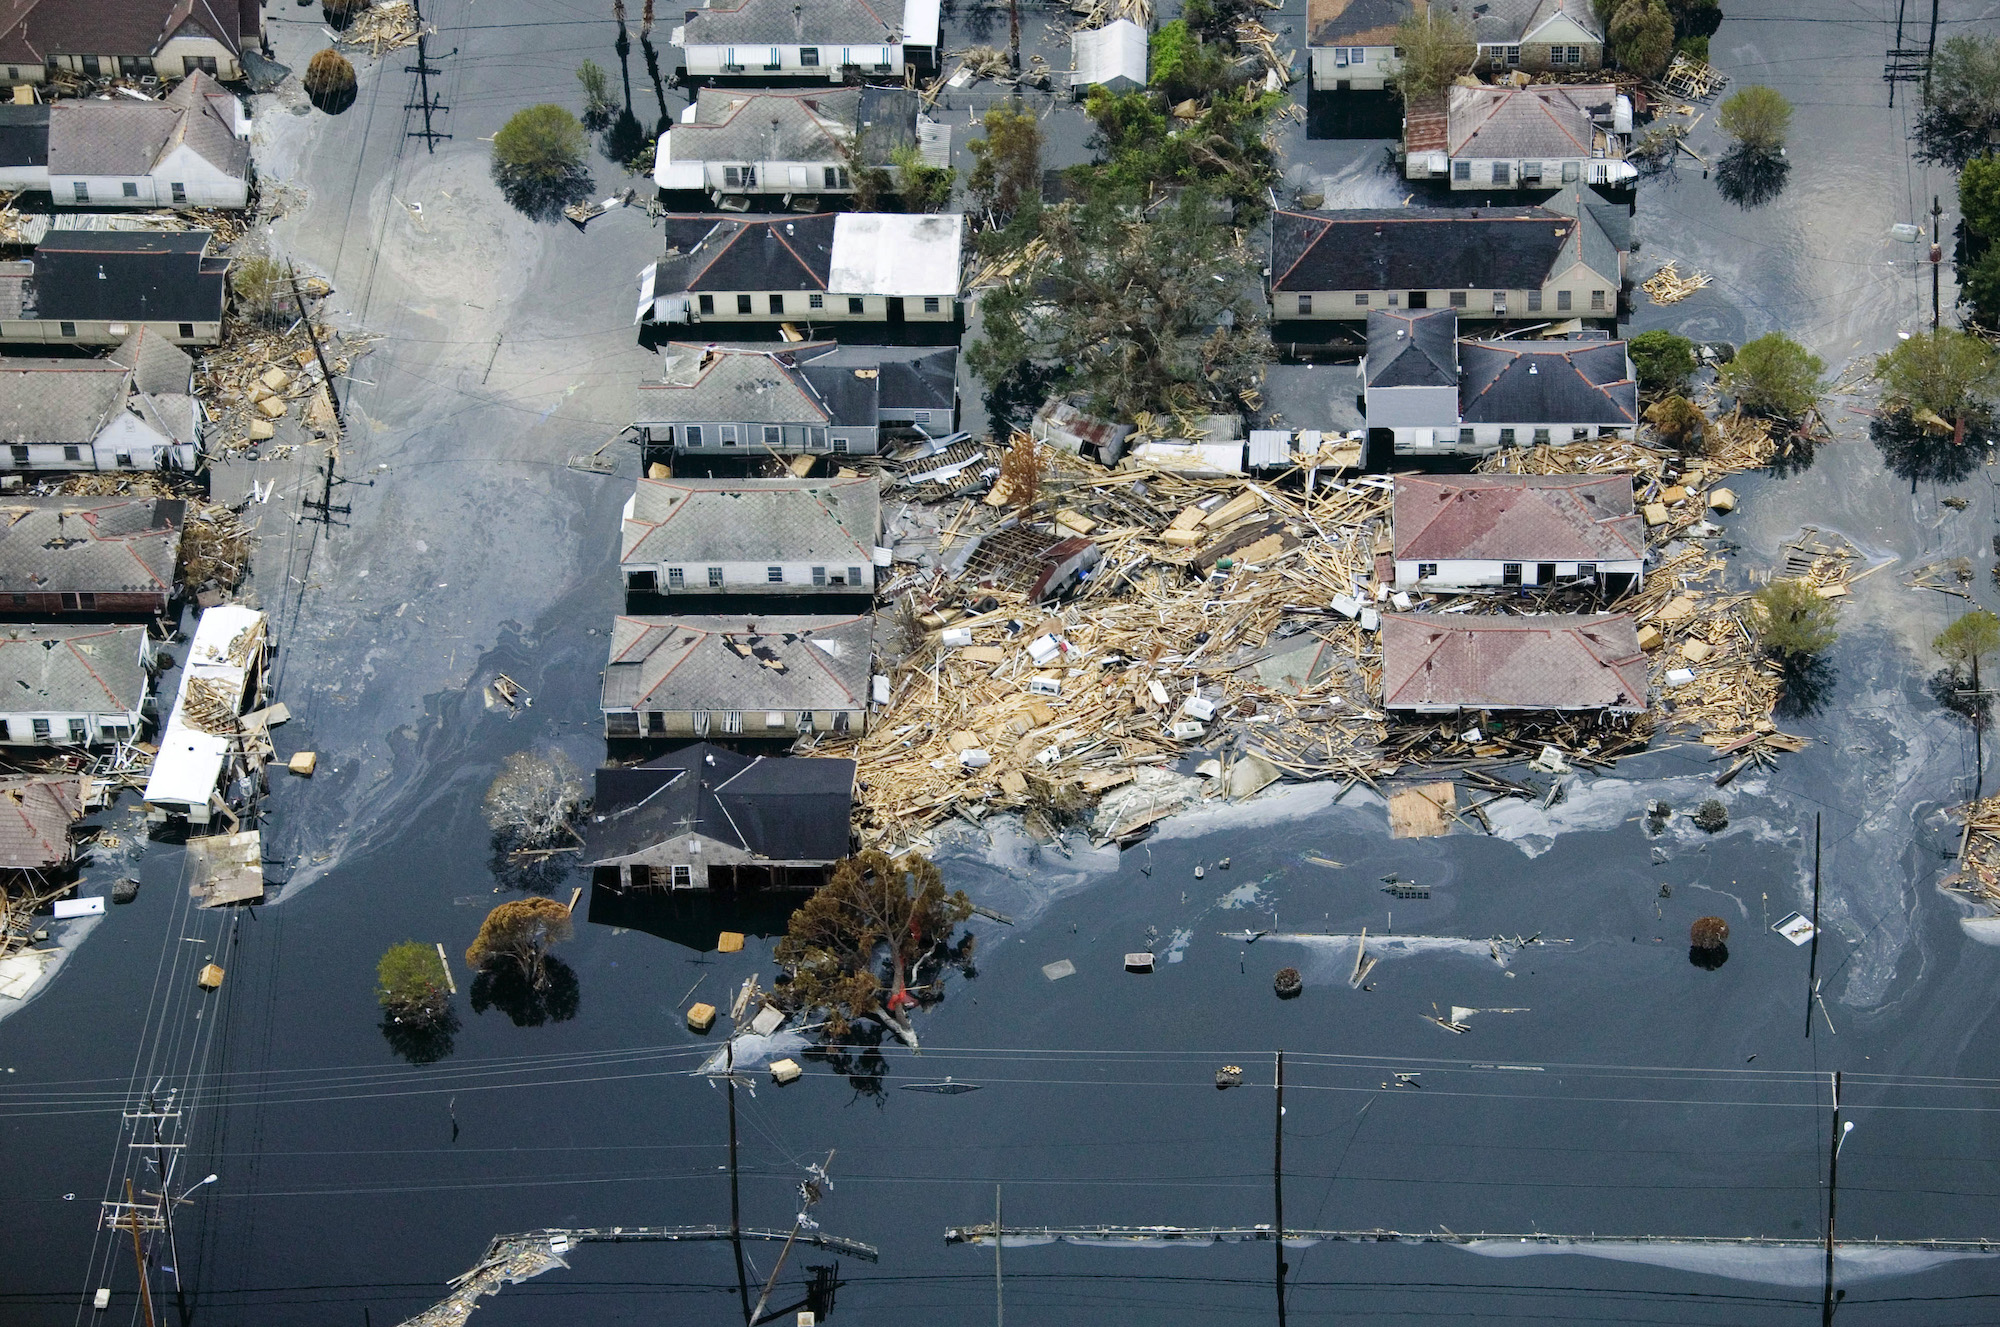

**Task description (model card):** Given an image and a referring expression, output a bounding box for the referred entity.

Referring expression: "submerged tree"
[576,59,615,129]
[377,940,453,1027]
[492,104,592,219]
[1718,85,1792,152]
[891,145,954,213]
[1751,578,1839,660]
[303,48,358,113]
[1875,328,2000,431]
[1913,34,2000,170]
[484,750,585,849]
[1608,0,1675,80]
[774,849,973,1043]
[466,896,575,990]
[1629,329,1698,396]
[966,104,1043,224]
[1644,394,1706,451]
[1936,608,2000,673]
[1720,333,1823,419]
[229,255,290,326]
[1393,7,1475,103]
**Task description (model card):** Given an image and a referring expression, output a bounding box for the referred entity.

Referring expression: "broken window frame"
[667,567,686,589]
[1502,562,1523,586]
[708,566,723,587]
[1417,562,1438,579]
[723,711,743,734]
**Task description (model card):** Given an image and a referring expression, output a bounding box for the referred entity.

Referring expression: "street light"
[161,1175,219,1294]
[1835,1121,1855,1158]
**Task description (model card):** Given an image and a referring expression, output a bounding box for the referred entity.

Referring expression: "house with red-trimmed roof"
[0,624,154,747]
[637,212,962,325]
[0,0,258,86]
[1392,473,1644,594]
[1379,611,1647,714]
[618,475,881,598]
[599,613,874,740]
[1404,82,1635,188]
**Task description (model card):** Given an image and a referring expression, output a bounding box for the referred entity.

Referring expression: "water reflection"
[471,956,581,1026]
[380,1004,460,1064]
[810,1039,891,1105]
[1715,144,1791,209]
[1872,412,1984,486]
[1929,664,1991,729]
[1688,943,1730,970]
[1774,654,1837,720]
[493,158,596,223]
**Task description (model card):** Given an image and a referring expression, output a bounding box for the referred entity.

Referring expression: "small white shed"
[1072,19,1148,97]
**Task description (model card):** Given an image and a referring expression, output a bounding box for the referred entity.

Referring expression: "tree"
[1394,8,1475,103]
[302,48,356,114]
[492,104,590,218]
[1751,578,1839,660]
[969,190,1271,424]
[997,431,1044,508]
[1914,34,2000,170]
[377,941,452,1027]
[774,849,973,1042]
[1148,20,1234,103]
[466,897,574,990]
[1644,394,1706,451]
[1078,84,1282,220]
[1608,0,1675,80]
[230,255,289,326]
[1966,243,2000,330]
[1689,916,1730,949]
[1875,328,2000,427]
[1629,329,1697,395]
[967,105,1043,223]
[891,144,954,213]
[484,750,585,849]
[1963,156,2000,240]
[1718,85,1791,153]
[1935,609,2000,670]
[576,59,614,129]
[1720,332,1823,418]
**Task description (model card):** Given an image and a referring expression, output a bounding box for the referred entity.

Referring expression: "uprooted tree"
[466,896,574,990]
[774,849,974,1045]
[484,750,585,850]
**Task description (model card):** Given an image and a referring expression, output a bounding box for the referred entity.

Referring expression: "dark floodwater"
[9,1,2000,1325]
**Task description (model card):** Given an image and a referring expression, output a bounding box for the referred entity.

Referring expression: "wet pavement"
[9,0,2000,1324]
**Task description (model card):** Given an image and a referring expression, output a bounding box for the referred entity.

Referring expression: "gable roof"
[590,744,855,865]
[1380,611,1647,712]
[1440,0,1603,44]
[107,325,193,396]
[0,358,128,445]
[636,341,955,426]
[27,231,227,324]
[621,475,880,568]
[1273,205,1580,292]
[0,775,82,868]
[49,100,180,177]
[1307,0,1414,46]
[1447,82,1618,158]
[1393,473,1643,562]
[799,343,957,412]
[0,623,150,714]
[1365,308,1459,387]
[680,0,910,46]
[0,0,248,65]
[1457,338,1636,424]
[161,70,249,177]
[657,213,836,294]
[0,496,183,596]
[601,613,874,714]
[666,86,915,168]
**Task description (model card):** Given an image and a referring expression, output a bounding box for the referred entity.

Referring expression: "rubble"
[342,0,427,55]
[1641,261,1712,306]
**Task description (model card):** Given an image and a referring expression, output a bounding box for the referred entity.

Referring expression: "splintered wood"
[1642,261,1711,305]
[1952,794,2000,912]
[342,1,426,55]
[196,315,361,454]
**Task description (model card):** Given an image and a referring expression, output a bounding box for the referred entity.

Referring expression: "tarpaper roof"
[28,231,227,325]
[1273,204,1585,291]
[1457,337,1636,425]
[1365,308,1459,388]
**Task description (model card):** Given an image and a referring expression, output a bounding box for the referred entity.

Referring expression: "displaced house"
[48,72,251,209]
[652,85,946,199]
[588,744,855,892]
[600,612,874,739]
[0,327,200,471]
[1438,0,1605,73]
[0,104,47,192]
[0,623,153,745]
[636,212,963,325]
[0,230,228,346]
[0,776,83,870]
[142,604,268,824]
[1031,398,1133,466]
[0,495,184,615]
[1379,611,1648,713]
[1070,19,1147,95]
[671,0,941,80]
[1307,0,1410,92]
[619,474,882,597]
[1404,83,1635,188]
[1360,307,1637,455]
[635,341,957,458]
[1270,184,1630,321]
[1391,474,1644,594]
[0,0,260,85]
[944,524,1101,601]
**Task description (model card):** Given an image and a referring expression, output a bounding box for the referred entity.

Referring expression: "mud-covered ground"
[7,1,2000,1324]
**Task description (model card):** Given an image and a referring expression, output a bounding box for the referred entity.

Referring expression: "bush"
[302,48,357,114]
[1629,329,1697,395]
[1967,244,2000,329]
[1875,328,2000,424]
[1609,0,1675,80]
[1718,85,1792,152]
[1752,578,1839,660]
[1691,799,1729,833]
[1720,332,1824,418]
[892,144,954,213]
[493,104,590,218]
[1961,155,2000,239]
[1644,394,1705,451]
[1394,8,1476,103]
[230,255,289,324]
[1689,916,1730,948]
[576,59,614,129]
[377,941,452,1025]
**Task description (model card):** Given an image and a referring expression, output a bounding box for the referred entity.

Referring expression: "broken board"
[187,830,265,907]
[1388,782,1457,839]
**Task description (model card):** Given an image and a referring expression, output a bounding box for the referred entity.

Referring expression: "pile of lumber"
[1642,261,1712,305]
[195,317,360,453]
[178,504,258,595]
[1952,794,2000,910]
[1070,0,1152,27]
[342,0,425,55]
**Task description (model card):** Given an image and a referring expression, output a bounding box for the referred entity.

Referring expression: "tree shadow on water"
[1774,654,1837,721]
[1872,412,1984,487]
[809,1036,891,1107]
[1715,143,1790,209]
[603,108,647,171]
[470,957,581,1027]
[1930,665,1992,730]
[1688,943,1730,971]
[381,1004,460,1065]
[493,159,595,224]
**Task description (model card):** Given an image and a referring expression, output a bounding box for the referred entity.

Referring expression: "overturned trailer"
[142,606,269,825]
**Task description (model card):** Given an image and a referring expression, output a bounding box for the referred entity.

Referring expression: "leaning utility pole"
[289,264,353,525]
[1931,195,1944,331]
[1274,1050,1287,1327]
[124,1179,157,1327]
[727,1041,751,1324]
[748,1150,838,1326]
[1806,815,1822,1039]
[1823,1071,1844,1326]
[994,1186,1004,1327]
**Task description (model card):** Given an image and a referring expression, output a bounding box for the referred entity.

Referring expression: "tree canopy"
[377,941,452,1027]
[1644,394,1705,451]
[494,104,587,182]
[1914,34,2000,170]
[967,105,1043,224]
[1718,86,1792,152]
[1966,244,2000,330]
[1393,8,1475,103]
[1608,0,1675,80]
[466,896,574,990]
[1720,332,1824,418]
[1752,579,1839,660]
[484,750,585,848]
[1629,329,1697,395]
[1936,609,2000,669]
[1875,328,2000,426]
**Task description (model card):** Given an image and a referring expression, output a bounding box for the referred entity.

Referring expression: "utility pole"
[748,1151,837,1326]
[1931,195,1944,331]
[994,1186,1004,1327]
[1008,0,1020,75]
[727,1041,750,1324]
[405,0,452,151]
[124,1179,157,1327]
[1823,1071,1843,1326]
[1923,0,1941,102]
[289,264,353,525]
[1274,1050,1287,1327]
[1807,814,1821,1039]
[1884,0,1924,103]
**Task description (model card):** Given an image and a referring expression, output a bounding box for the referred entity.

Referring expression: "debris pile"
[342,0,427,55]
[178,505,258,597]
[195,318,360,454]
[1642,261,1712,305]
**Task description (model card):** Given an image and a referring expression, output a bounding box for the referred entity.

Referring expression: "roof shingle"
[1380,611,1647,712]
[1393,474,1642,563]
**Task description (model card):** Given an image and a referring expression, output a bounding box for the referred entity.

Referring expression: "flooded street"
[9,0,2000,1324]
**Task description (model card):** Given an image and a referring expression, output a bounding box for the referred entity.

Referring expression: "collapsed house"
[671,0,942,80]
[0,327,199,471]
[651,85,947,199]
[142,604,268,824]
[1031,399,1133,467]
[1360,308,1637,455]
[588,744,856,892]
[943,525,1101,602]
[635,212,964,325]
[600,612,874,740]
[634,341,957,459]
[0,623,153,746]
[1391,474,1644,594]
[0,495,185,616]
[0,775,84,871]
[1379,611,1648,713]
[619,474,882,598]
[1404,83,1635,188]
[0,230,229,346]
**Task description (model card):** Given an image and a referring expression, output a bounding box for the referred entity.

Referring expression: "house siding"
[1307,43,1400,91]
[55,147,248,212]
[47,37,242,81]
[0,319,221,347]
[0,420,198,473]
[621,558,875,594]
[678,291,956,322]
[701,160,852,194]
[601,705,867,739]
[1280,281,1610,320]
[1393,556,1643,591]
[680,42,905,77]
[1390,420,1635,455]
[639,421,880,456]
[0,588,171,614]
[0,708,144,746]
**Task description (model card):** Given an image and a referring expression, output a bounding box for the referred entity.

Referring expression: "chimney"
[793,1,802,37]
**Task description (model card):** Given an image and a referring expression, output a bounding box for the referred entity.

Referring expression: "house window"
[81,55,100,77]
[606,711,642,736]
[1521,161,1542,182]
[848,565,863,585]
[769,293,784,314]
[4,68,14,80]
[761,425,780,447]
[1492,291,1507,311]
[1355,292,1369,306]
[683,425,704,447]
[1556,290,1572,311]
[923,296,940,313]
[67,719,85,744]
[725,47,742,69]
[765,47,782,69]
[1348,47,1364,63]
[823,165,840,188]
[737,294,753,314]
[719,424,739,447]
[6,445,24,466]
[671,865,694,889]
[115,453,133,468]
[118,56,148,76]
[812,566,827,585]
[1453,160,1471,181]
[122,182,138,198]
[833,711,850,733]
[1563,161,1580,182]
[766,711,787,729]
[1533,428,1551,444]
[708,566,723,587]
[798,710,815,732]
[31,719,48,742]
[104,722,131,741]
[177,323,193,339]
[1458,427,1475,446]
[699,294,715,315]
[1449,291,1467,308]
[1578,562,1597,580]
[831,436,849,453]
[59,321,75,338]
[723,710,743,733]
[186,57,217,76]
[61,446,78,461]
[1388,292,1400,306]
[170,183,187,205]
[72,182,88,202]
[1297,295,1312,315]
[1527,290,1542,311]
[1591,289,1607,311]
[1492,162,1509,184]
[800,46,820,66]
[809,293,824,309]
[767,566,783,583]
[1417,562,1438,579]
[847,296,863,314]
[667,567,685,588]
[1566,45,1583,64]
[1504,45,1521,65]
[1499,427,1516,445]
[1336,47,1348,66]
[1502,562,1523,586]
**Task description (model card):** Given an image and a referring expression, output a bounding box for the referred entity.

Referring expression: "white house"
[619,475,882,596]
[0,327,200,472]
[673,0,941,79]
[652,85,946,199]
[48,73,251,210]
[1405,82,1634,189]
[1391,473,1645,595]
[1440,0,1606,74]
[1071,19,1147,95]
[142,605,268,824]
[1307,0,1409,92]
[0,623,153,747]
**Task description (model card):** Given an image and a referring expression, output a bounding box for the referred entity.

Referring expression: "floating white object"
[1042,959,1076,981]
[1124,952,1155,972]
[1168,720,1206,740]
[1773,912,1817,946]
[52,897,103,918]
[770,1058,803,1084]
[872,675,891,704]
[1183,696,1216,721]
[1461,727,1482,744]
[958,748,992,769]
[941,627,973,648]
[94,1289,111,1311]
[750,1005,785,1036]
[1891,222,1921,242]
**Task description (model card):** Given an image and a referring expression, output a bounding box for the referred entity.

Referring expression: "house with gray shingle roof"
[652,85,945,199]
[1380,611,1647,713]
[1392,473,1644,593]
[600,613,874,740]
[49,72,250,209]
[0,328,198,471]
[1439,0,1605,74]
[620,475,881,598]
[0,775,86,868]
[0,623,154,746]
[1405,82,1634,188]
[672,0,940,80]
[0,0,258,87]
[0,495,184,615]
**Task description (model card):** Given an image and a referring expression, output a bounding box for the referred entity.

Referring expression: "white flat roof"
[143,606,266,810]
[902,0,941,46]
[652,133,705,191]
[828,212,963,297]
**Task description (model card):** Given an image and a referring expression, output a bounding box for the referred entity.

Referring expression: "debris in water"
[1273,966,1302,998]
[1215,1064,1243,1089]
